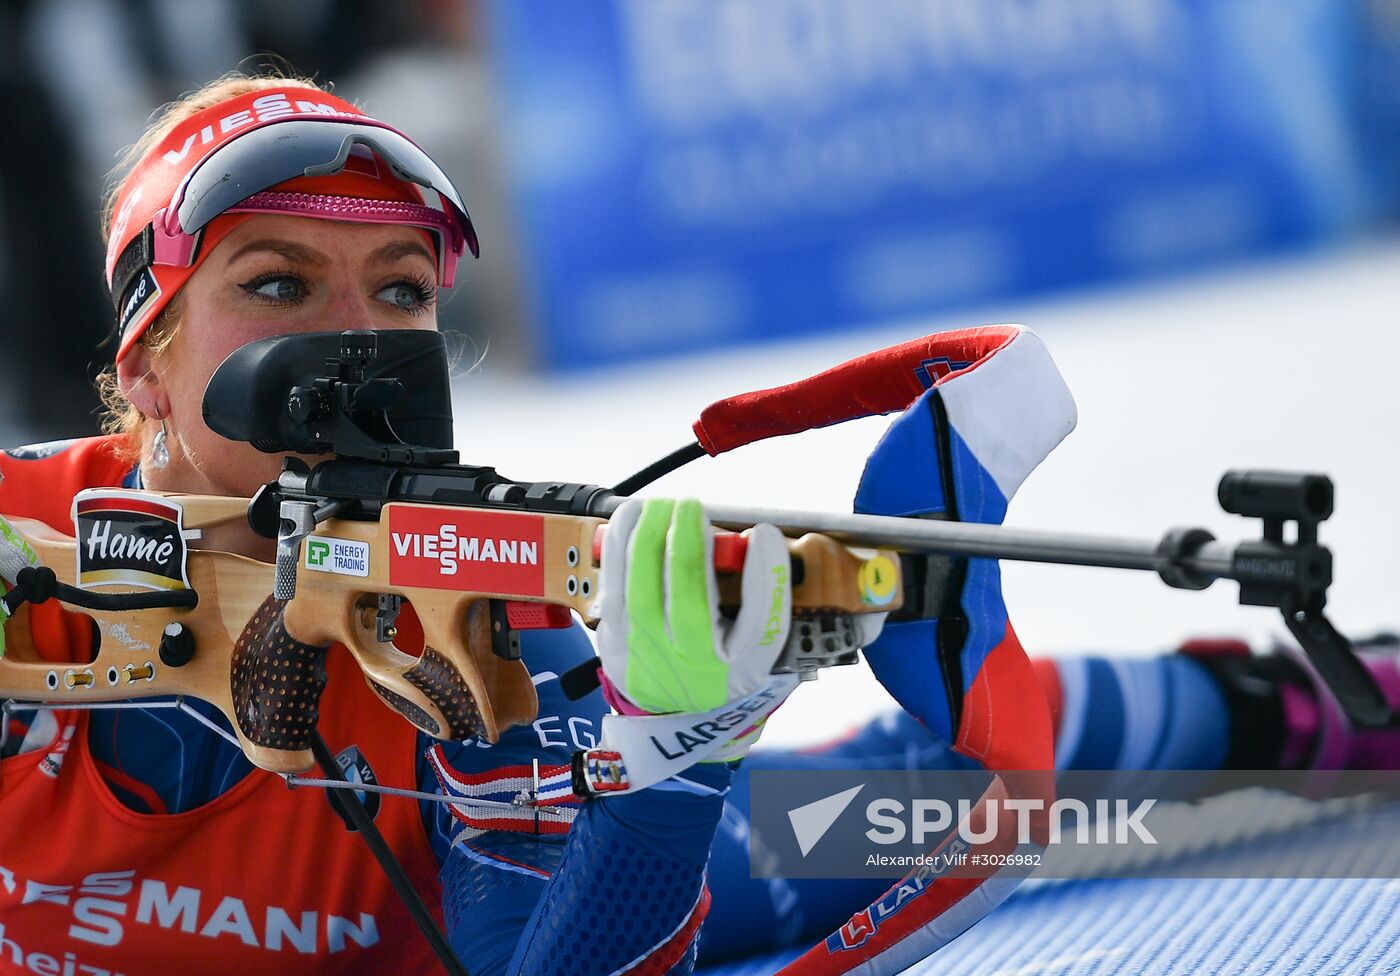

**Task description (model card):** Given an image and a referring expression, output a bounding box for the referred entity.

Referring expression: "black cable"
[310,732,470,976]
[612,441,707,497]
[2,566,198,615]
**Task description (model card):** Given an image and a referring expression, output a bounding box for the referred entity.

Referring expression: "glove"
[0,512,43,653]
[593,497,793,760]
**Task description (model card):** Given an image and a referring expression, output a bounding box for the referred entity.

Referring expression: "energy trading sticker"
[305,535,371,577]
[72,490,190,591]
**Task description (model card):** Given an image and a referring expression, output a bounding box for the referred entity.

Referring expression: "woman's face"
[119,214,440,497]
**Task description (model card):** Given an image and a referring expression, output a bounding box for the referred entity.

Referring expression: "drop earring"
[151,408,170,470]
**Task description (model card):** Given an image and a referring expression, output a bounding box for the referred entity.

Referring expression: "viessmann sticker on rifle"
[71,490,191,591]
[387,506,546,596]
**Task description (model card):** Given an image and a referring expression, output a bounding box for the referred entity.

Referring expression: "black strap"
[109,224,155,314]
[310,732,470,976]
[2,565,198,615]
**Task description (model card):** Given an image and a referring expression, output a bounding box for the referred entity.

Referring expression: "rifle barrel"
[688,504,1236,583]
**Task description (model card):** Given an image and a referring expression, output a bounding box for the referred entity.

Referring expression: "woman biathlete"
[0,74,1394,976]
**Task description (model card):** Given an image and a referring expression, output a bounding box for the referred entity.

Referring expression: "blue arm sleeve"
[506,762,732,976]
[420,623,732,976]
[418,624,600,974]
[696,655,1235,964]
[417,625,607,867]
[699,710,980,964]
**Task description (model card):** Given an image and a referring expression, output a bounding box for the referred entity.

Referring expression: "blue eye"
[375,276,437,316]
[243,275,304,303]
[379,283,422,311]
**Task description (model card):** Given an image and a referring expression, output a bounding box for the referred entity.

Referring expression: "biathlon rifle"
[0,328,1390,782]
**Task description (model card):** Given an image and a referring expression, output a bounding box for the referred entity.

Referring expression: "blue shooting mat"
[698,801,1400,975]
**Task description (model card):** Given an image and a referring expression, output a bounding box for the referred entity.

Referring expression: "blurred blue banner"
[490,0,1398,370]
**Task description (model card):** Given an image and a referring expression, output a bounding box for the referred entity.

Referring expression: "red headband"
[106,87,470,361]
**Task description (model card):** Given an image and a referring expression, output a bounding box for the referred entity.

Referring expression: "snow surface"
[452,241,1400,748]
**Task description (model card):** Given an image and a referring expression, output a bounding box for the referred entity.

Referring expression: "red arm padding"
[690,325,1021,456]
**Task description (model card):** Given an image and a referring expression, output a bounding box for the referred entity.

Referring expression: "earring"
[151,409,170,470]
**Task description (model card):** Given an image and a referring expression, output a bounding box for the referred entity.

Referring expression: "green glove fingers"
[622,498,724,713]
[662,497,724,685]
[595,497,793,720]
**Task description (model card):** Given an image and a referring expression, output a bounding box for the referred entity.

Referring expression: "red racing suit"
[0,435,445,975]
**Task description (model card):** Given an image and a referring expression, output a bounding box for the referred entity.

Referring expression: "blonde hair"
[97,72,331,459]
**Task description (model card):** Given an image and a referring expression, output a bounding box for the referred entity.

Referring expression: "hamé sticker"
[72,489,191,591]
